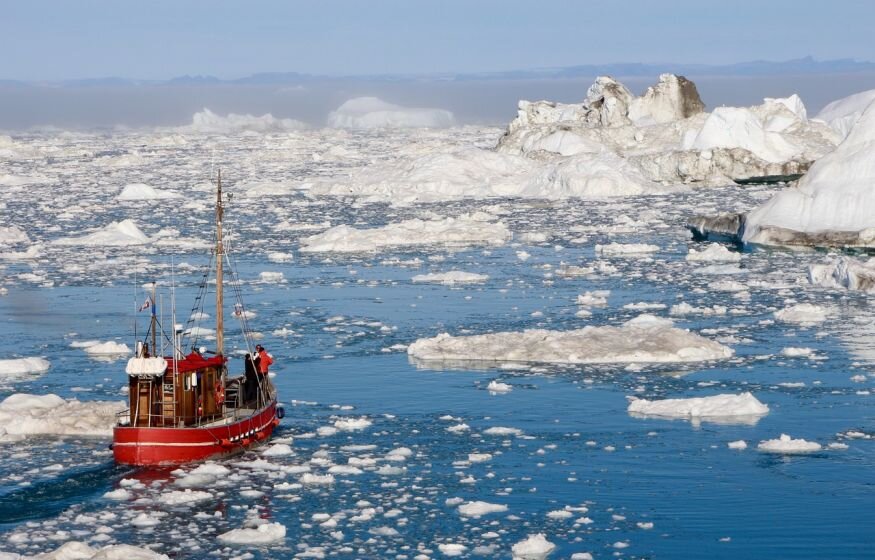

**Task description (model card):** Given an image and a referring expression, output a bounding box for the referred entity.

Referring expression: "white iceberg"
[757,434,822,454]
[0,393,124,442]
[217,522,287,544]
[743,95,875,247]
[327,96,455,129]
[809,257,875,291]
[815,88,875,139]
[0,357,50,381]
[411,271,489,285]
[187,108,306,133]
[117,183,181,201]
[512,533,556,560]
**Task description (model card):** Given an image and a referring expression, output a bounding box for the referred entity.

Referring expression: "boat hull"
[113,401,279,466]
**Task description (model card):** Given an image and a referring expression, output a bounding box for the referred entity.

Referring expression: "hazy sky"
[3,0,875,80]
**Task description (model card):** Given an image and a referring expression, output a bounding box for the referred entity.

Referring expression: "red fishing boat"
[113,171,281,466]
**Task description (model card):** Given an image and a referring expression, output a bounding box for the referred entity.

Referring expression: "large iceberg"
[186,108,307,134]
[742,95,875,247]
[407,315,732,366]
[327,97,455,129]
[815,88,875,140]
[498,74,835,186]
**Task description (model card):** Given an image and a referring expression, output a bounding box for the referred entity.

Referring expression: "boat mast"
[215,170,224,356]
[150,282,157,356]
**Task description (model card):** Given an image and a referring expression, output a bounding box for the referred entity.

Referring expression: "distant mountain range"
[5,56,875,87]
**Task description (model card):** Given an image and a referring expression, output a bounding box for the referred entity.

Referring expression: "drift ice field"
[1,75,875,559]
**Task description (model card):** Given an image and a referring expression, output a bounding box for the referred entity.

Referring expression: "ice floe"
[53,220,150,246]
[408,315,732,366]
[774,303,829,324]
[757,434,822,453]
[411,271,489,285]
[217,522,287,544]
[512,533,556,560]
[299,213,511,253]
[0,357,50,381]
[627,392,768,424]
[117,183,181,201]
[809,257,875,292]
[0,393,124,442]
[186,108,306,133]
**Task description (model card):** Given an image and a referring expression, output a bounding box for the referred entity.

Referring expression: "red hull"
[113,401,279,466]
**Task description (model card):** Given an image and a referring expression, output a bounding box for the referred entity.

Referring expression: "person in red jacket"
[255,345,273,376]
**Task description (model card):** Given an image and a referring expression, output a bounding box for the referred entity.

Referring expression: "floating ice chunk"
[300,213,511,253]
[781,347,814,357]
[576,290,609,306]
[334,417,372,431]
[809,257,875,292]
[158,489,212,505]
[546,510,573,519]
[483,427,523,437]
[262,443,294,457]
[188,108,306,133]
[512,533,556,559]
[0,393,123,441]
[596,243,659,255]
[774,303,829,324]
[218,522,287,544]
[412,271,489,285]
[53,219,150,246]
[728,440,748,450]
[328,97,454,129]
[117,183,181,201]
[102,488,132,500]
[628,392,768,424]
[0,226,29,245]
[300,473,335,485]
[267,251,294,263]
[438,543,468,557]
[468,452,492,462]
[259,271,286,284]
[0,357,50,380]
[757,434,822,453]
[457,501,508,517]
[487,380,512,393]
[82,341,131,356]
[686,244,741,262]
[10,542,171,559]
[408,314,732,366]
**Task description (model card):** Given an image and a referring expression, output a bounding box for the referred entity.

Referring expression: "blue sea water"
[0,130,873,558]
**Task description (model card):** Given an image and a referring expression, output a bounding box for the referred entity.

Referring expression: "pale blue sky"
[2,0,874,80]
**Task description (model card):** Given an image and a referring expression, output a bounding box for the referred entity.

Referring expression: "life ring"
[214,381,225,406]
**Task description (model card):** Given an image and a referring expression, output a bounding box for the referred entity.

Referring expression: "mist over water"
[3,73,875,131]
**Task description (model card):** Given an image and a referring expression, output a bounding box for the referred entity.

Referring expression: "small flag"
[138,297,152,312]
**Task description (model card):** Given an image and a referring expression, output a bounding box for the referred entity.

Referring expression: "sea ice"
[0,393,123,441]
[217,522,287,544]
[686,244,741,262]
[757,434,822,453]
[809,257,875,292]
[627,392,769,423]
[187,108,306,133]
[411,271,489,285]
[300,213,511,253]
[774,303,829,324]
[117,183,181,201]
[408,314,732,365]
[512,533,556,560]
[457,501,508,517]
[0,357,50,380]
[52,220,150,246]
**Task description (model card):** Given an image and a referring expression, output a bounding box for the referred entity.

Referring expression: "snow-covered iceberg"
[407,314,732,367]
[742,95,875,247]
[299,212,511,253]
[809,257,875,291]
[498,74,835,187]
[327,97,455,129]
[815,88,875,140]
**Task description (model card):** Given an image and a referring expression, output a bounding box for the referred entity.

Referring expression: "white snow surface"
[744,95,875,246]
[327,97,455,129]
[774,303,829,324]
[628,392,769,421]
[408,314,732,365]
[299,212,511,253]
[757,434,822,453]
[0,393,124,442]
